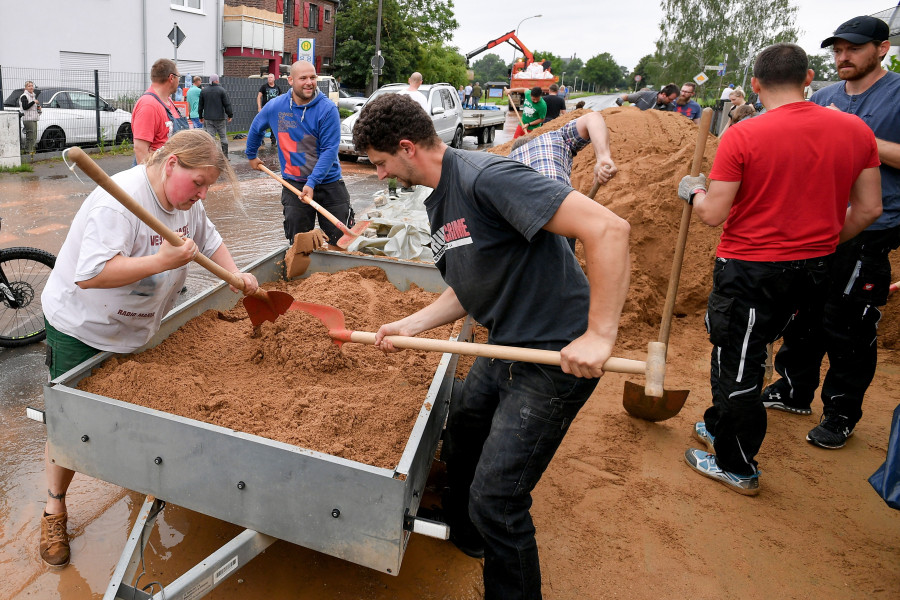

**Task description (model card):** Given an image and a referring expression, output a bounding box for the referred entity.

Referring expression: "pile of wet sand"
[78,267,452,469]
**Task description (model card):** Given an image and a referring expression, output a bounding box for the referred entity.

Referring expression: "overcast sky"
[448,0,897,72]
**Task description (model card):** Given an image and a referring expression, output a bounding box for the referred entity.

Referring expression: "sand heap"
[492,107,900,350]
[78,267,454,469]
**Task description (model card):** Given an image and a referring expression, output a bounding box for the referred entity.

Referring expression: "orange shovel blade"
[289,301,353,346]
[336,220,372,249]
[242,290,296,328]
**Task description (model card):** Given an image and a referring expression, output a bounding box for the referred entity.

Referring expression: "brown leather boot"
[40,512,70,568]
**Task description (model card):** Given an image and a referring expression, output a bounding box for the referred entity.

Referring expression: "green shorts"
[45,319,101,379]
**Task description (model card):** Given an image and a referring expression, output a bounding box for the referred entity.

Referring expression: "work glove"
[615,97,624,106]
[678,174,707,205]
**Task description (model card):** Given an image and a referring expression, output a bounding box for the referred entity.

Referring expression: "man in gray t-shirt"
[352,93,630,598]
[617,83,678,110]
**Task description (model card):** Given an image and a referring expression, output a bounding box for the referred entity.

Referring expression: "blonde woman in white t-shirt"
[37,129,257,569]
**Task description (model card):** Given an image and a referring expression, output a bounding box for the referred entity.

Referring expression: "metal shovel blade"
[242,290,296,328]
[289,301,352,346]
[622,380,690,422]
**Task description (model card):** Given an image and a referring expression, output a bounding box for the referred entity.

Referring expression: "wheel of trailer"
[339,153,357,163]
[39,126,66,152]
[116,122,133,145]
[0,247,56,347]
[451,127,463,149]
[485,126,495,144]
[476,128,486,145]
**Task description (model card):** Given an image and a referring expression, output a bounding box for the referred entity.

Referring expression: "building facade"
[222,0,338,77]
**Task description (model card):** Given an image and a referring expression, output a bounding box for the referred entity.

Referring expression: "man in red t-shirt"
[132,58,182,164]
[677,43,882,496]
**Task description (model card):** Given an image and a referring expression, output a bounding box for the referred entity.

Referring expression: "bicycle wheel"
[0,247,56,348]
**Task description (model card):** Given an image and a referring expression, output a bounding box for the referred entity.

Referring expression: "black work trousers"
[704,256,830,475]
[280,179,353,246]
[772,226,900,426]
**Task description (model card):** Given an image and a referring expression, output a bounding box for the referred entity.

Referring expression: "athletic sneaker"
[692,422,715,452]
[684,449,760,496]
[807,414,855,449]
[762,382,812,415]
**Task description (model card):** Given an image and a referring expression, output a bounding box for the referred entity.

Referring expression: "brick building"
[223,0,338,78]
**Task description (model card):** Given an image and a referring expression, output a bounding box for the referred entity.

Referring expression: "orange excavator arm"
[465,30,534,66]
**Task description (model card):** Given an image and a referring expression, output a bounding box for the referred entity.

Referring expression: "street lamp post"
[511,14,542,73]
[561,71,566,87]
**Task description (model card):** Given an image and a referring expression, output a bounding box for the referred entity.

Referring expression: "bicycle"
[0,217,56,348]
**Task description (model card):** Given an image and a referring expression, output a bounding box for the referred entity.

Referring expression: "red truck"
[465,31,559,111]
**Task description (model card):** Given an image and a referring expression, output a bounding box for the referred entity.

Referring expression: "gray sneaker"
[692,422,715,452]
[684,449,760,496]
[807,414,854,449]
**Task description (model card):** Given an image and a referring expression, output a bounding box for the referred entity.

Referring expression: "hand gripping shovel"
[255,164,370,249]
[621,107,714,422]
[64,147,294,328]
[292,301,652,377]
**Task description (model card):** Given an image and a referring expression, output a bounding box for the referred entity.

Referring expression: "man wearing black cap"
[763,15,900,450]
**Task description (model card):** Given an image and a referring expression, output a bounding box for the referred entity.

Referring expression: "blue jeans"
[190,117,202,129]
[444,356,598,600]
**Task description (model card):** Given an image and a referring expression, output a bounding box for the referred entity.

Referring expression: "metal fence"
[0,65,288,154]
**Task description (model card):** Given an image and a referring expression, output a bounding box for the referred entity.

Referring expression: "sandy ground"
[2,105,899,598]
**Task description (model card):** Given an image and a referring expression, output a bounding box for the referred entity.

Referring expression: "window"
[171,0,201,9]
[283,0,293,25]
[283,52,293,67]
[322,56,331,67]
[308,4,319,32]
[324,8,331,23]
[430,91,442,111]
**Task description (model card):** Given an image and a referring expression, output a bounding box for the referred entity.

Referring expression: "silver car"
[339,83,464,161]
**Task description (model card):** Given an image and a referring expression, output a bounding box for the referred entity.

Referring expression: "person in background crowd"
[186,76,203,129]
[37,130,258,568]
[256,73,282,148]
[131,58,184,164]
[543,83,567,122]
[471,82,483,108]
[398,72,430,113]
[246,61,353,246]
[509,86,547,138]
[199,74,234,157]
[616,84,679,110]
[19,80,41,160]
[679,43,881,496]
[763,15,900,450]
[672,82,702,123]
[464,83,473,107]
[353,92,630,600]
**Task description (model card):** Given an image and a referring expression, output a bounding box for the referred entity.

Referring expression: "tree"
[471,53,509,84]
[632,54,654,89]
[654,0,799,99]
[334,0,459,90]
[416,43,468,87]
[808,52,838,81]
[582,53,627,92]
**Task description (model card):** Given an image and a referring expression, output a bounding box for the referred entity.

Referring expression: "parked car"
[339,83,464,161]
[2,87,133,152]
[338,89,366,113]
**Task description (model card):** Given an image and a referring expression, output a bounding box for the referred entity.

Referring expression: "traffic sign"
[372,68,382,76]
[693,72,709,85]
[371,54,385,69]
[717,62,726,76]
[168,24,186,49]
[634,75,642,82]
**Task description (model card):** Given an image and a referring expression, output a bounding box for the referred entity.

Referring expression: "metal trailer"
[29,249,472,600]
[462,108,506,145]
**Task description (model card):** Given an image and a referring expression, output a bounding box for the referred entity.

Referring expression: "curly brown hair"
[353,93,440,154]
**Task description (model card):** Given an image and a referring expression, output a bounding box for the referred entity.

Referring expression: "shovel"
[621,107,714,422]
[293,301,651,376]
[255,164,371,249]
[64,147,295,328]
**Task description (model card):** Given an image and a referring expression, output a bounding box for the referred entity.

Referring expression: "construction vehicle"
[465,31,558,111]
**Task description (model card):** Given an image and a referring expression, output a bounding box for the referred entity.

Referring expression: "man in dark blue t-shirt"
[352,93,630,600]
[256,73,282,148]
[764,15,900,450]
[672,82,702,123]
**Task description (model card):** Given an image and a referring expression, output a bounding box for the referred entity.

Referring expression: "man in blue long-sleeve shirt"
[246,61,352,245]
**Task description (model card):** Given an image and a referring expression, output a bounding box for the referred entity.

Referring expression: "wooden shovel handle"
[345,331,646,375]
[256,164,354,237]
[507,94,528,130]
[657,107,713,347]
[65,147,262,299]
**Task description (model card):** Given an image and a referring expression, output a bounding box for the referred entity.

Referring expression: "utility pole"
[373,0,383,92]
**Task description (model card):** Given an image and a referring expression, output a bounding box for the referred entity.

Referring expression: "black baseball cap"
[821,16,890,47]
